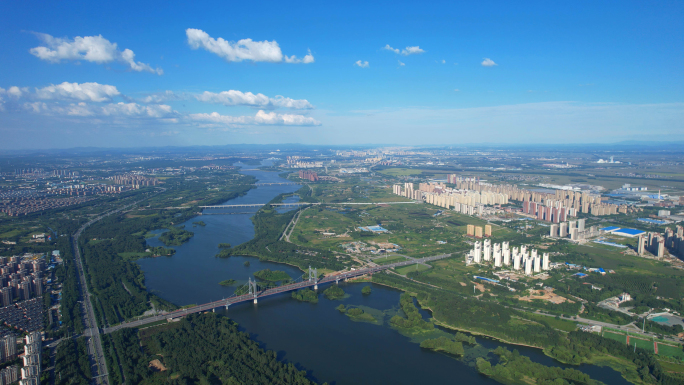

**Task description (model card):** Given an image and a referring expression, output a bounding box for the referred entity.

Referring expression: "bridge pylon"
[248,278,258,303]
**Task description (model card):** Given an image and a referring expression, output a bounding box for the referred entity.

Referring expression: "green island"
[103,313,319,385]
[218,279,237,286]
[323,285,346,300]
[292,288,319,303]
[389,293,435,332]
[148,246,175,257]
[337,305,378,323]
[243,261,250,267]
[158,227,194,246]
[362,286,372,295]
[419,336,465,356]
[218,242,231,248]
[215,248,232,258]
[477,347,603,385]
[253,268,291,282]
[192,221,206,226]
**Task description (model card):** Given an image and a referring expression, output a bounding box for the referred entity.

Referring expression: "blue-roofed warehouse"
[612,228,645,237]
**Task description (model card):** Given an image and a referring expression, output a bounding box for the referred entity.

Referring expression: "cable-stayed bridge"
[102,253,450,334]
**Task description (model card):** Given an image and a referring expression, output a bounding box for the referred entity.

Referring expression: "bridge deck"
[103,253,450,334]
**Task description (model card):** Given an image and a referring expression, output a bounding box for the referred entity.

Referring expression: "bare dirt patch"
[149,359,167,372]
[518,289,572,305]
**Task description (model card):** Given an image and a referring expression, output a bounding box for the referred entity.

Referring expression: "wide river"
[139,161,630,385]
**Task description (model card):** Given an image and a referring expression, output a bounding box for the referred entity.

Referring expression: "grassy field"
[657,344,684,359]
[524,313,578,332]
[394,263,431,275]
[603,331,627,344]
[571,244,684,277]
[658,359,684,373]
[373,255,408,265]
[291,204,485,257]
[377,168,422,176]
[631,337,656,352]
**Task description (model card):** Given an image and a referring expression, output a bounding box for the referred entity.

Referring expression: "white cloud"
[141,91,184,104]
[481,58,497,67]
[190,110,320,126]
[195,90,313,109]
[454,89,460,92]
[398,60,405,66]
[30,33,162,74]
[441,60,446,64]
[22,100,176,119]
[355,60,369,68]
[186,28,313,64]
[7,86,26,98]
[284,50,315,64]
[35,82,120,102]
[383,44,425,56]
[101,102,175,118]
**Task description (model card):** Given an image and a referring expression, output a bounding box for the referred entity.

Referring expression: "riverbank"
[371,272,650,385]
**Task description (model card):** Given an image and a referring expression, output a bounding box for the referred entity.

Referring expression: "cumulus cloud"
[186,28,313,64]
[481,58,497,67]
[190,110,320,126]
[284,50,315,64]
[355,60,369,68]
[195,90,313,109]
[30,33,163,74]
[398,60,405,66]
[21,100,176,119]
[383,44,425,56]
[35,82,120,102]
[7,86,27,98]
[141,90,184,104]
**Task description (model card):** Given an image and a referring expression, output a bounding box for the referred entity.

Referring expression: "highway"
[72,200,141,385]
[104,253,453,334]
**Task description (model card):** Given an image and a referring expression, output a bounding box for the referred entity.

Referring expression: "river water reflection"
[138,162,629,385]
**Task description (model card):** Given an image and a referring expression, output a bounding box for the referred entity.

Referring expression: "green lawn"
[394,263,431,275]
[603,331,627,344]
[631,337,655,353]
[378,168,422,176]
[657,343,684,359]
[525,313,578,332]
[374,255,408,265]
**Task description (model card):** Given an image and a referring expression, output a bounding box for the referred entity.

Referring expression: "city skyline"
[1,0,683,148]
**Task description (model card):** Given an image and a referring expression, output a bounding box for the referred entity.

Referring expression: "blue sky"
[0,0,682,148]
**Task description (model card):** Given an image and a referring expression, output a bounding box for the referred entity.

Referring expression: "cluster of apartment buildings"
[0,334,18,385]
[286,157,323,169]
[19,332,41,385]
[395,176,630,223]
[638,225,684,258]
[0,195,94,217]
[0,257,45,307]
[298,170,319,182]
[549,219,600,241]
[467,240,551,275]
[47,184,132,195]
[0,365,18,385]
[109,174,160,187]
[452,176,622,218]
[393,182,508,211]
[466,224,493,238]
